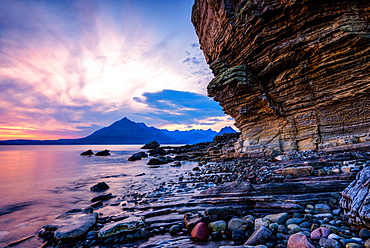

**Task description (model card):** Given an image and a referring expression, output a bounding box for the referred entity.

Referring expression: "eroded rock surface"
[192,0,370,157]
[341,166,370,228]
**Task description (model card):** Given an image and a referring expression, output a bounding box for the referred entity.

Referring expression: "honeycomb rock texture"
[192,0,370,157]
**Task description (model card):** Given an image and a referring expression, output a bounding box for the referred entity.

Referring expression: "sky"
[0,0,235,141]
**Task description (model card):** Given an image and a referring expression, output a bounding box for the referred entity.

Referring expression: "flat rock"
[98,216,145,238]
[51,213,98,240]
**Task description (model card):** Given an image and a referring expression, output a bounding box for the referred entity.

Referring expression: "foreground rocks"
[37,149,370,247]
[192,0,370,157]
[341,166,370,228]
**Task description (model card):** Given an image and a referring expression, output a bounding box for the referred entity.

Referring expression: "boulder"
[264,212,289,225]
[147,157,167,165]
[191,222,210,241]
[95,149,110,156]
[141,141,160,149]
[90,182,110,192]
[48,213,98,240]
[244,226,272,245]
[341,166,370,228]
[98,216,145,238]
[91,193,113,202]
[148,147,167,156]
[287,233,315,248]
[80,149,94,155]
[128,152,148,161]
[208,220,227,232]
[228,218,253,232]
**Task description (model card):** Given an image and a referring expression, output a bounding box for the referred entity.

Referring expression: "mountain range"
[0,117,236,145]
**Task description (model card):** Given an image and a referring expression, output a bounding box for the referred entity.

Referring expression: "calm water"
[0,145,194,247]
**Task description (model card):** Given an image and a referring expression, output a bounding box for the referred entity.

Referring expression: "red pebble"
[191,222,210,241]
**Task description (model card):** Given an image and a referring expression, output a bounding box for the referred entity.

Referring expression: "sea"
[0,145,198,247]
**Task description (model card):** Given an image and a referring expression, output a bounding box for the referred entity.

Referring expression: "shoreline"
[29,144,370,248]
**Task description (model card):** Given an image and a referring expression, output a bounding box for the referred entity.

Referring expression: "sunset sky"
[0,0,235,141]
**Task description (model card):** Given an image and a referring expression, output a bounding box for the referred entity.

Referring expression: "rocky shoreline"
[24,139,370,248]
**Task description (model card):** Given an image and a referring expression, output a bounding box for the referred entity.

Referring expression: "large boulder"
[340,166,370,228]
[90,182,110,192]
[141,141,160,149]
[128,152,148,161]
[95,149,110,156]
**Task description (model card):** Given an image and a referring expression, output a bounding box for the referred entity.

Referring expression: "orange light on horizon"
[0,126,78,141]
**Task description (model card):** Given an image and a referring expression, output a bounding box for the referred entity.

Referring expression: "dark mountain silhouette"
[0,118,237,145]
[161,126,236,144]
[73,117,178,144]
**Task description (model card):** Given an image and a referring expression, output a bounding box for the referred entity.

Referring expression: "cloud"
[133,89,225,124]
[0,0,222,140]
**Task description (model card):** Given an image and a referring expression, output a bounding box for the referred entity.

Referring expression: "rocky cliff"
[192,0,370,157]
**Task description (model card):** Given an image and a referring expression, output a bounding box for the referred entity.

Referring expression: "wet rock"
[205,207,239,221]
[254,218,270,230]
[170,161,182,167]
[244,226,272,245]
[98,216,145,238]
[191,222,210,241]
[228,218,253,232]
[184,212,204,230]
[80,149,94,155]
[208,220,227,232]
[91,200,103,208]
[319,238,341,248]
[287,232,315,248]
[128,152,148,161]
[91,193,113,202]
[341,166,370,228]
[169,225,182,235]
[95,149,110,156]
[287,224,301,234]
[315,203,331,213]
[311,227,331,239]
[141,141,160,149]
[90,182,110,192]
[147,157,167,165]
[264,212,289,225]
[286,218,303,225]
[148,147,167,156]
[346,243,364,248]
[360,229,370,240]
[51,213,98,240]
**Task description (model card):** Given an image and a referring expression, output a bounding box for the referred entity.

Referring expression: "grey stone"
[319,238,341,248]
[286,218,303,225]
[244,226,272,245]
[315,203,332,213]
[264,212,289,224]
[53,213,98,240]
[228,218,252,232]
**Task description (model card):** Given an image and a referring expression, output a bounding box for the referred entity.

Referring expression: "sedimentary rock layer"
[192,0,370,157]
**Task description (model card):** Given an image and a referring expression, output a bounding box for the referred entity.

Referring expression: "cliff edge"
[192,0,370,157]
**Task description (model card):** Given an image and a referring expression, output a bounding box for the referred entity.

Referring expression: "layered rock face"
[341,166,370,228]
[192,0,370,157]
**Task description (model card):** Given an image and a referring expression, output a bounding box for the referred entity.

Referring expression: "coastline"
[19,143,370,248]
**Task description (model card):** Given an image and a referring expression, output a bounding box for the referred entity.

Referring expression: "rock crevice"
[192,0,370,157]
